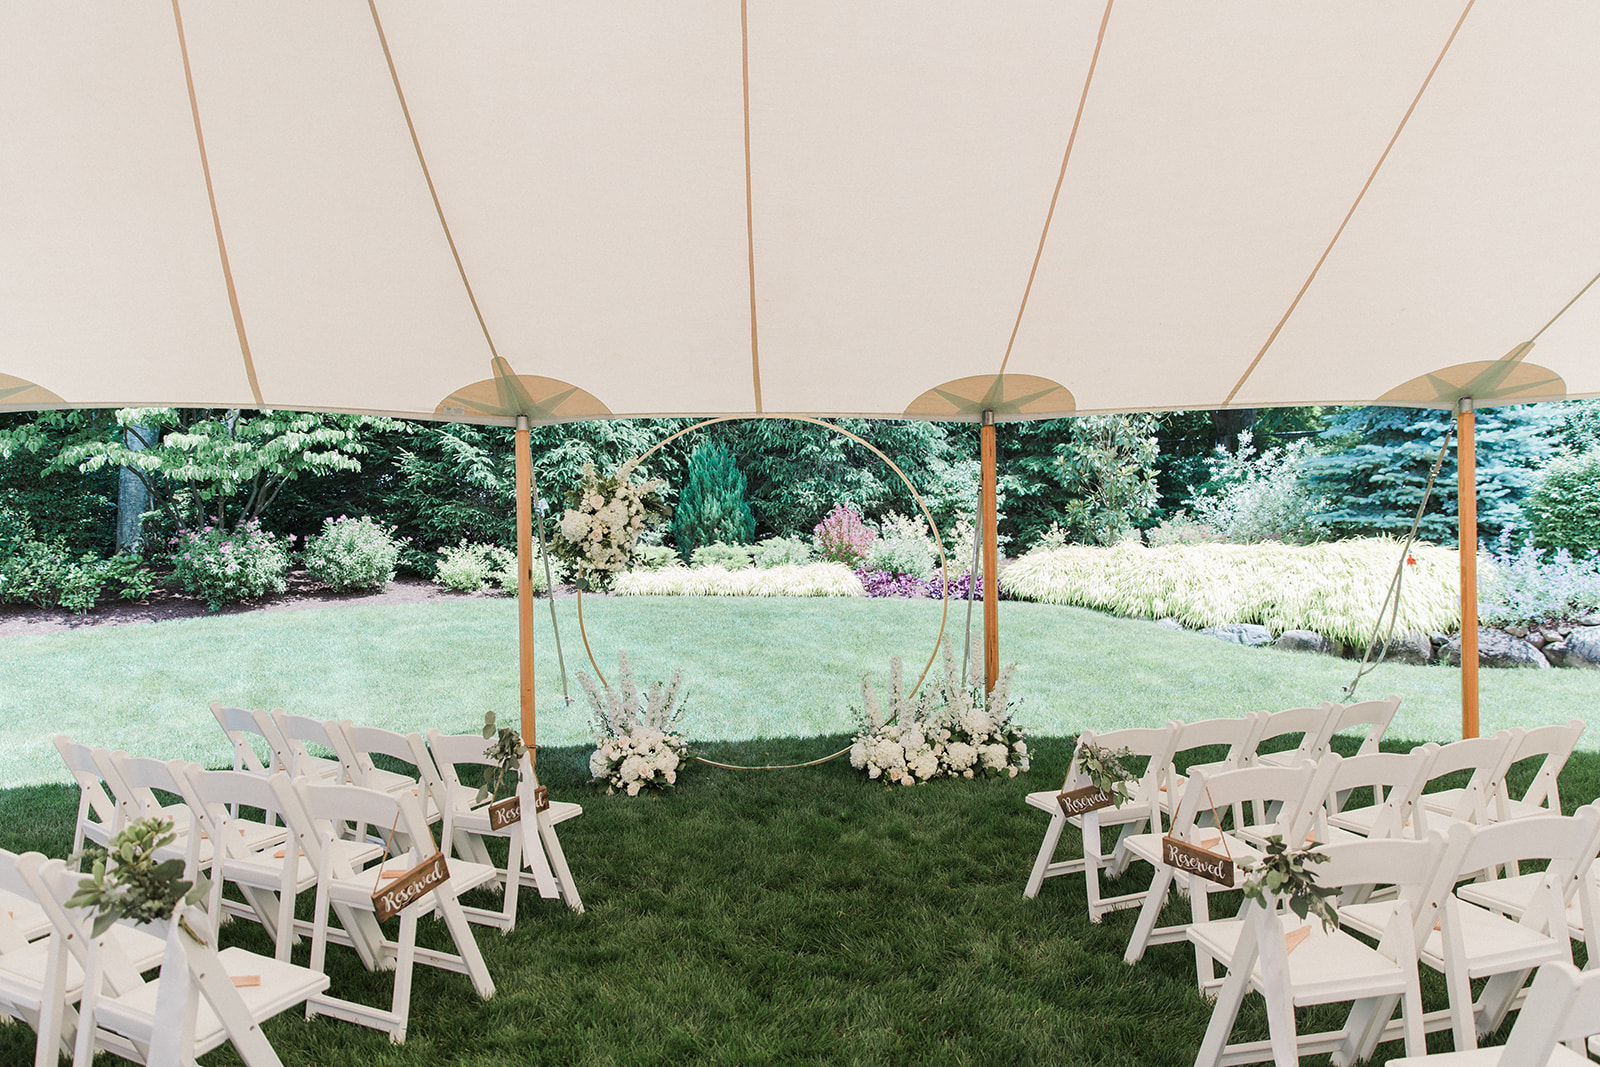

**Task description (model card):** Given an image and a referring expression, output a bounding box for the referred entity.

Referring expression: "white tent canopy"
[3,1,1597,425]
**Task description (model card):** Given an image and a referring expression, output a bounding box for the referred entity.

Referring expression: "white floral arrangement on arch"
[849,638,1030,786]
[553,458,667,590]
[581,651,692,796]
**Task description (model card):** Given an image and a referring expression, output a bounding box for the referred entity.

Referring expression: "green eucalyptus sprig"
[1074,740,1136,807]
[68,817,209,942]
[478,710,528,806]
[1240,835,1340,931]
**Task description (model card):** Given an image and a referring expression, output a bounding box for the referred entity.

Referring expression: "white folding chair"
[52,736,121,864]
[295,779,499,1042]
[255,709,343,782]
[1422,719,1585,826]
[1122,759,1336,989]
[1390,960,1600,1066]
[1321,695,1402,758]
[209,702,274,777]
[1161,715,1267,828]
[1291,746,1438,851]
[1245,703,1337,770]
[1022,724,1176,920]
[427,731,585,918]
[328,720,435,806]
[21,852,328,1067]
[1331,732,1516,840]
[1342,808,1600,1052]
[1191,833,1451,1067]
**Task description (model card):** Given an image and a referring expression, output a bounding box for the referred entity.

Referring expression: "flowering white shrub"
[551,458,666,590]
[581,652,691,796]
[302,515,399,592]
[614,562,865,597]
[849,639,1030,786]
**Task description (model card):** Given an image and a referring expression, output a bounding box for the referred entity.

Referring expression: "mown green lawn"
[4,595,1598,787]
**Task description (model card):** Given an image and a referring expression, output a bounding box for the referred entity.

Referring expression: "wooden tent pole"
[515,415,537,761]
[1457,398,1478,740]
[981,410,999,697]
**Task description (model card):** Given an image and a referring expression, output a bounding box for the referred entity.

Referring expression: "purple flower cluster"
[854,569,998,600]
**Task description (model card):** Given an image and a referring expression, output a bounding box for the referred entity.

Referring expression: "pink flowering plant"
[170,520,289,610]
[849,638,1030,786]
[552,459,667,591]
[813,504,877,568]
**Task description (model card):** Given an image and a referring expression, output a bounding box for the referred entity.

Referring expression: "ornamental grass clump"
[302,514,400,592]
[1001,538,1458,646]
[614,562,864,597]
[849,638,1029,786]
[582,652,691,796]
[170,520,289,610]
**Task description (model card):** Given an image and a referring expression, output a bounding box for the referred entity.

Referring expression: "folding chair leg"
[1476,968,1533,1039]
[1124,867,1175,964]
[1251,906,1300,1067]
[1193,922,1255,1067]
[537,811,584,913]
[1024,813,1067,898]
[1334,992,1400,1066]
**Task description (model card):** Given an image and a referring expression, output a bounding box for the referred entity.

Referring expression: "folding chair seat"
[1390,959,1600,1066]
[1422,719,1585,825]
[295,778,499,1042]
[1022,724,1175,920]
[255,709,343,781]
[175,765,382,961]
[1123,759,1337,989]
[1191,833,1451,1067]
[1341,808,1600,1052]
[0,887,49,941]
[1245,703,1337,770]
[1330,731,1516,840]
[427,731,585,920]
[21,852,328,1067]
[1,847,170,1067]
[52,736,125,863]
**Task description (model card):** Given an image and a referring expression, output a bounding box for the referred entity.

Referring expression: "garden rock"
[1201,622,1273,647]
[1376,631,1434,666]
[1155,617,1185,631]
[1558,626,1600,669]
[1444,628,1550,669]
[1544,642,1568,668]
[1274,629,1332,655]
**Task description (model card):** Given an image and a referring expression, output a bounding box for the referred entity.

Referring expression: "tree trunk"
[116,423,155,552]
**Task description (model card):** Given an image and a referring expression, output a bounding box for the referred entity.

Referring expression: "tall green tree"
[671,441,756,560]
[1054,414,1160,546]
[1305,404,1562,545]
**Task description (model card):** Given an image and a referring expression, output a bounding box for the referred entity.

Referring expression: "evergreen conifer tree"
[1305,405,1561,545]
[671,441,756,561]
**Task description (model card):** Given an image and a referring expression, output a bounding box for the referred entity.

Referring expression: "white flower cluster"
[581,652,691,796]
[556,458,663,575]
[848,639,1030,786]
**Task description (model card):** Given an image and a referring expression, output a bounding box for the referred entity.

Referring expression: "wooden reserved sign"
[534,785,550,813]
[1161,835,1234,886]
[488,794,521,830]
[1056,785,1115,816]
[372,852,451,922]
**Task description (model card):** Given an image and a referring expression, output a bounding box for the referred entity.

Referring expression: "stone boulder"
[1443,628,1550,669]
[1556,626,1600,669]
[1376,631,1434,666]
[1155,617,1186,632]
[1274,629,1332,655]
[1200,622,1274,647]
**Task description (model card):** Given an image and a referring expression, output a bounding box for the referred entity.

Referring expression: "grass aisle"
[5,597,1600,787]
[4,737,1596,1065]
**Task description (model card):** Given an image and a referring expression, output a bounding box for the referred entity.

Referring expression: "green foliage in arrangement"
[1524,449,1600,553]
[614,562,865,597]
[1185,432,1329,544]
[302,515,401,592]
[1240,836,1339,931]
[68,817,207,938]
[671,441,756,561]
[1073,740,1135,807]
[169,520,290,611]
[690,541,755,570]
[1001,539,1461,646]
[1307,405,1562,544]
[1054,414,1161,546]
[752,535,813,568]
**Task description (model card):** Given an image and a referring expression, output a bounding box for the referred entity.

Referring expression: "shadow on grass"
[1,736,1595,1065]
